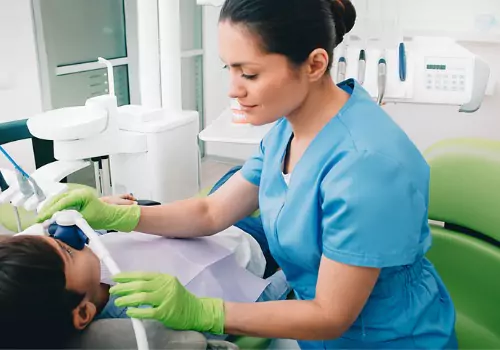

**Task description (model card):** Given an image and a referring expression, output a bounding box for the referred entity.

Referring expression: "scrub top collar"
[277,78,366,187]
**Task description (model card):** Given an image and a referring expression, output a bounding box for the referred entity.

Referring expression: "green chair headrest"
[424,138,500,242]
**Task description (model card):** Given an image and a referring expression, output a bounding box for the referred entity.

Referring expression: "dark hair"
[220,0,356,71]
[0,235,84,349]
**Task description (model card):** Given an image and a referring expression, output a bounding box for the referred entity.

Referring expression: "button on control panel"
[425,64,466,92]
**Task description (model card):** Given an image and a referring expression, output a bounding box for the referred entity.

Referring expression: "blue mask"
[48,224,88,250]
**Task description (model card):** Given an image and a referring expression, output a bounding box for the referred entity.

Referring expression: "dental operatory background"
[0,0,498,182]
[0,0,499,349]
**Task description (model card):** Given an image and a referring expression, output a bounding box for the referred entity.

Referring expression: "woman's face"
[218,21,311,126]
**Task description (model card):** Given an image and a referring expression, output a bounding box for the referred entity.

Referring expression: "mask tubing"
[74,218,149,350]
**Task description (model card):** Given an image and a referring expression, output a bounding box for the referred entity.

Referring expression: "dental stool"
[424,138,500,349]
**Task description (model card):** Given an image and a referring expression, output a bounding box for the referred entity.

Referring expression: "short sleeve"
[240,140,265,187]
[321,151,427,268]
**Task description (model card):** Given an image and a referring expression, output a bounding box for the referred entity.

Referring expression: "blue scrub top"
[240,79,457,349]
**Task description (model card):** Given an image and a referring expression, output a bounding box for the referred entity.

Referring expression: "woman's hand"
[100,193,137,206]
[110,272,225,334]
[37,188,141,232]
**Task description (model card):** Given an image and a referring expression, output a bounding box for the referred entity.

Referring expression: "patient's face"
[40,236,105,328]
[42,236,102,297]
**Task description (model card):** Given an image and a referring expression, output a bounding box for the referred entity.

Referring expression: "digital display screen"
[427,64,446,70]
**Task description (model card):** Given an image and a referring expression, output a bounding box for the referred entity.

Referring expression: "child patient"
[0,195,289,349]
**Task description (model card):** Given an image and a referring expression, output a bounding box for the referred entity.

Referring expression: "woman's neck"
[287,77,349,141]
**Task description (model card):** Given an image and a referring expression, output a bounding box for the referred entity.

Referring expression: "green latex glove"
[110,272,225,334]
[37,188,141,232]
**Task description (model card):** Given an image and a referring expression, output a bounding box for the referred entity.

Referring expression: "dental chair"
[424,138,500,349]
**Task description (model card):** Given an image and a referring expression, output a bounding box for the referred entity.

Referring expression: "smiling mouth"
[239,104,257,110]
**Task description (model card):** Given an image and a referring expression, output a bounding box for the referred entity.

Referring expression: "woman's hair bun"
[330,0,357,45]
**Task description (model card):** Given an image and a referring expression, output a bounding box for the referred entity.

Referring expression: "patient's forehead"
[0,234,67,267]
[38,236,66,257]
[14,225,69,259]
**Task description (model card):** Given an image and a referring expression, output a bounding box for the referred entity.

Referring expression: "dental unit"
[331,36,490,110]
[0,57,201,213]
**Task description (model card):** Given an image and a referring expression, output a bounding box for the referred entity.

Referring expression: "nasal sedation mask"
[48,223,88,250]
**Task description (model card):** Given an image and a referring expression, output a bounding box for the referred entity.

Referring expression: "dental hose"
[0,145,35,232]
[73,217,149,350]
[0,145,30,178]
[0,145,46,202]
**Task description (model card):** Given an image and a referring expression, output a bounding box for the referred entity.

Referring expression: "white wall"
[202,6,252,160]
[202,5,264,160]
[351,0,500,44]
[201,4,500,160]
[0,0,42,173]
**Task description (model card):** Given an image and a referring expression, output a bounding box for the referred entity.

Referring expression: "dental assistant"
[38,0,458,348]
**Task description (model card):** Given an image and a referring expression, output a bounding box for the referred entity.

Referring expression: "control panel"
[415,55,473,105]
[425,63,467,93]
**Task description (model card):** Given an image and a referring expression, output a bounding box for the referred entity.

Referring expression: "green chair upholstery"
[424,138,500,349]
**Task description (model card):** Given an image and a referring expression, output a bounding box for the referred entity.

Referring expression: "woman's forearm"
[135,197,218,238]
[224,300,346,341]
[132,173,260,238]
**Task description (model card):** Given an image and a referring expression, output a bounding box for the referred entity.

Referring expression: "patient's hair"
[0,235,84,349]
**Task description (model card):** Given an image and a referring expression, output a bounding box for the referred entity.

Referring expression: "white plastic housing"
[111,109,200,203]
